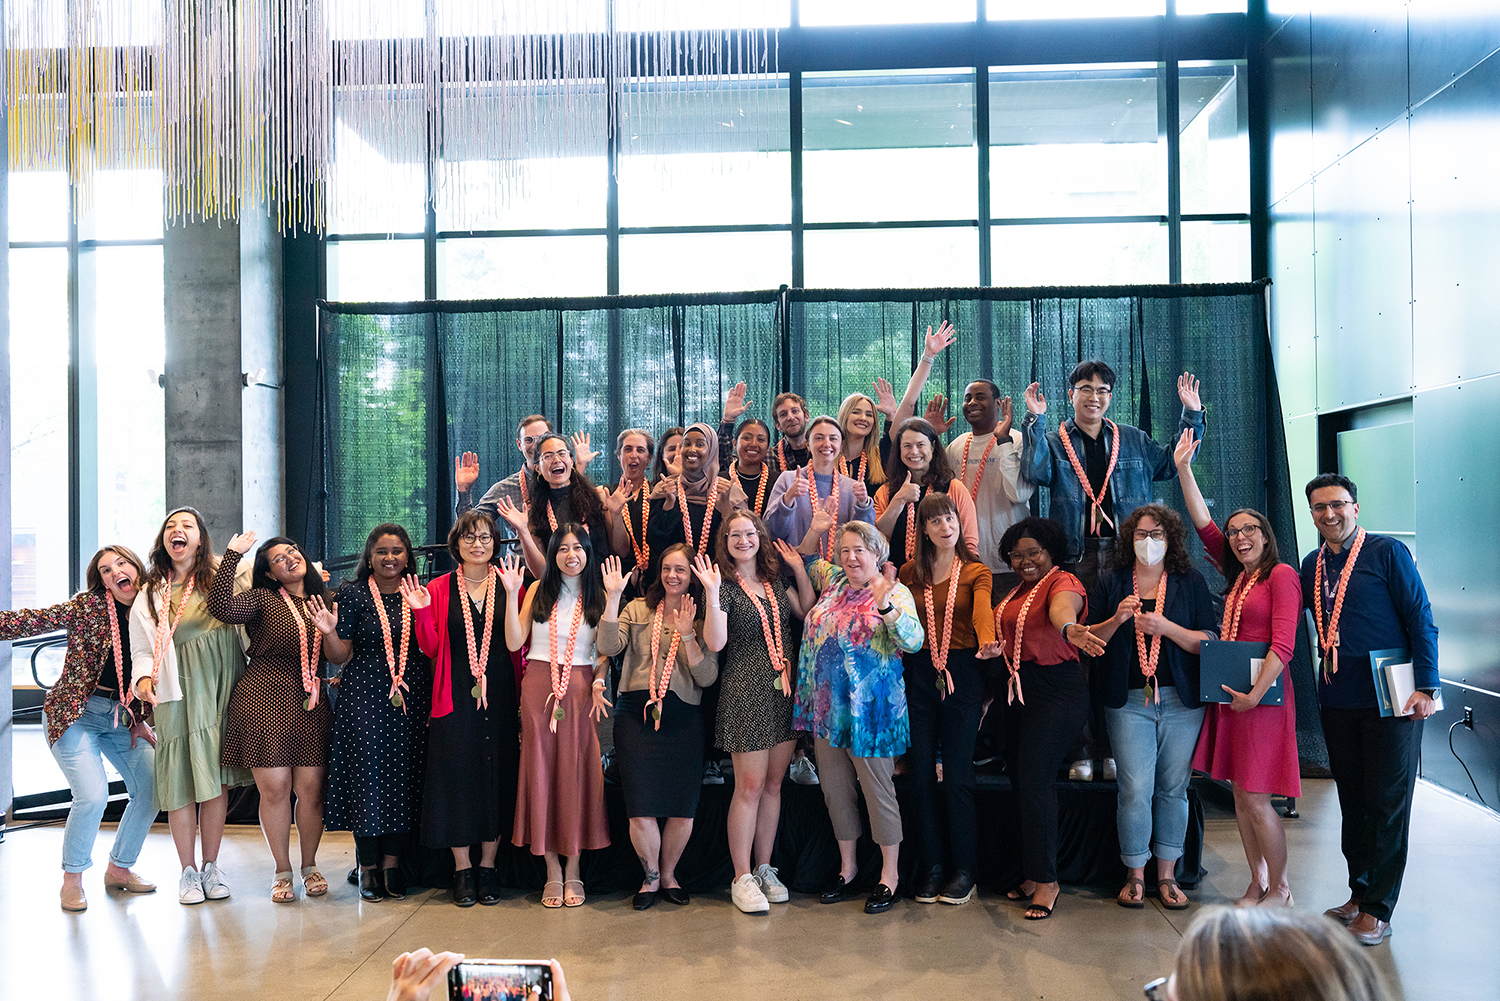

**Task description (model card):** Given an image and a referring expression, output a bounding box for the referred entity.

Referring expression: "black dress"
[325,581,431,838]
[419,576,520,849]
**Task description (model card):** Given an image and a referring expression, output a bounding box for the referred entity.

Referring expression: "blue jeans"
[1105,685,1205,869]
[47,695,157,873]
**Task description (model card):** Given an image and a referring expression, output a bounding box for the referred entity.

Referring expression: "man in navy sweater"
[1300,473,1440,947]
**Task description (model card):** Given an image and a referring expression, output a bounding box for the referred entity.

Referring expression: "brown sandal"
[1157,878,1190,910]
[300,866,328,897]
[1117,878,1146,909]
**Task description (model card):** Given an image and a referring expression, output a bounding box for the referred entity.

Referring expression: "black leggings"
[904,648,982,872]
[1007,660,1090,884]
[354,832,412,867]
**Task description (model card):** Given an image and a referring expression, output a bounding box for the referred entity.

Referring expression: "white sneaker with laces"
[754,863,789,903]
[200,861,231,900]
[788,757,819,785]
[731,872,769,914]
[178,866,205,905]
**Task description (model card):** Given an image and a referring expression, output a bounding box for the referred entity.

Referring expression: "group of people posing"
[13,324,1439,948]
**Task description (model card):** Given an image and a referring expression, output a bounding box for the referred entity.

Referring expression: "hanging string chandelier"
[6,0,780,233]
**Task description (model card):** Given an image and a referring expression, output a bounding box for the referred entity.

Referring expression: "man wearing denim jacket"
[1018,360,1206,588]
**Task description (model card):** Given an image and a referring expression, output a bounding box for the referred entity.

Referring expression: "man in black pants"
[1300,473,1440,946]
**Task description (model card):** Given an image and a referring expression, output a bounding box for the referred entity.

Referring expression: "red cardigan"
[414,572,522,718]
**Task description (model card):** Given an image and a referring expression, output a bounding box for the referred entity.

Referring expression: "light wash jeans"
[47,695,157,873]
[1105,685,1205,869]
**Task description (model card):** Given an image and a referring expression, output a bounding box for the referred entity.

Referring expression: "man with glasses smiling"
[1300,473,1439,947]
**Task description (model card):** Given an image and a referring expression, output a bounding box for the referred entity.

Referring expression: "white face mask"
[1135,537,1167,566]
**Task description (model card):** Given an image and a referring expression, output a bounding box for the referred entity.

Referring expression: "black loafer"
[938,870,975,905]
[820,875,853,904]
[632,890,658,911]
[382,866,407,900]
[358,867,385,902]
[914,864,944,904]
[659,886,690,906]
[451,867,477,907]
[476,866,501,905]
[864,883,895,914]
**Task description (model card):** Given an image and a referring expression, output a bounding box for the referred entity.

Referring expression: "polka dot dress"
[716,575,797,753]
[324,581,431,837]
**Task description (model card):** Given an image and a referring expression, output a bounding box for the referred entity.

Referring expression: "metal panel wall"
[1307,1,1410,176]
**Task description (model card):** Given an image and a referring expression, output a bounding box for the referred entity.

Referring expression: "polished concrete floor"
[1,779,1496,1001]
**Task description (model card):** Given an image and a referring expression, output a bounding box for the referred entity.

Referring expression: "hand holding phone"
[449,960,557,1001]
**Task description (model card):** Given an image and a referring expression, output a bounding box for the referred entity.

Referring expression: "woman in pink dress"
[1175,431,1302,907]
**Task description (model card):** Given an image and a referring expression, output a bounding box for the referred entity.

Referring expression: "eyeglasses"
[270,549,300,566]
[1225,524,1262,539]
[1143,976,1171,1001]
[1132,529,1166,542]
[1008,547,1046,563]
[1310,500,1351,514]
[460,534,493,545]
[1073,385,1112,398]
[538,449,571,464]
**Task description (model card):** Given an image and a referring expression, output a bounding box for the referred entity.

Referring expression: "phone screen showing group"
[448,961,552,1001]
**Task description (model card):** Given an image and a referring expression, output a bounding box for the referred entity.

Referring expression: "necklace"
[279,588,323,711]
[1058,419,1120,536]
[457,567,496,709]
[620,478,651,574]
[961,431,1000,499]
[1132,569,1167,705]
[678,474,723,558]
[545,585,588,732]
[923,559,962,699]
[736,571,791,694]
[645,601,685,729]
[992,566,1060,705]
[1221,568,1262,642]
[807,465,840,559]
[1313,527,1366,682]
[149,572,196,692]
[369,577,413,710]
[104,598,135,728]
[733,462,769,517]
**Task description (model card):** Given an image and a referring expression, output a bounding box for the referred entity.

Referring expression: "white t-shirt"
[946,428,1032,573]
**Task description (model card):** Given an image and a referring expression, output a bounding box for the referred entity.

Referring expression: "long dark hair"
[530,522,605,626]
[644,542,707,610]
[351,522,415,584]
[1110,503,1194,576]
[526,433,606,547]
[910,491,976,586]
[886,417,957,495]
[251,536,329,600]
[1218,507,1282,591]
[714,509,782,582]
[143,507,216,620]
[86,544,147,596]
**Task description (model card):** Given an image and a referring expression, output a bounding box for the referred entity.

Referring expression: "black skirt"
[613,689,703,819]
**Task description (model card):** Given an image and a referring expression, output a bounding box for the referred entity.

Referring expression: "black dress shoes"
[476,867,502,905]
[382,866,407,900]
[864,883,896,914]
[938,870,975,905]
[632,890,658,911]
[819,875,853,904]
[347,867,359,886]
[914,864,944,904]
[358,867,386,902]
[659,886,691,906]
[452,867,477,907]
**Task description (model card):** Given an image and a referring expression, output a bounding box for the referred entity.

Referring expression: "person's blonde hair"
[1172,907,1391,1001]
[836,392,886,487]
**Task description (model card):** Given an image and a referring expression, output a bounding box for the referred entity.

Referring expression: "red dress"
[1190,523,1302,797]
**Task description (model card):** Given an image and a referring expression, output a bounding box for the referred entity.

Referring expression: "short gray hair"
[839,521,889,565]
[616,427,656,458]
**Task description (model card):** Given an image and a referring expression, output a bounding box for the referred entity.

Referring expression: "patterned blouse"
[0,591,145,746]
[793,558,924,758]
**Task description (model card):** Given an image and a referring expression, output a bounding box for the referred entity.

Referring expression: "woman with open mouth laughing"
[208,531,335,904]
[1,544,159,911]
[130,507,254,906]
[497,431,613,579]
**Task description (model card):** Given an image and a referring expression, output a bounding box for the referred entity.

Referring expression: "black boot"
[382,866,407,900]
[359,867,386,902]
[476,866,501,906]
[451,867,477,907]
[938,870,976,905]
[914,864,945,904]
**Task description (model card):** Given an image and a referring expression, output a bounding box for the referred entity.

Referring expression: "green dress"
[149,583,254,811]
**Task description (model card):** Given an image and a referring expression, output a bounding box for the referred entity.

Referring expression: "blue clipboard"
[1199,639,1283,706]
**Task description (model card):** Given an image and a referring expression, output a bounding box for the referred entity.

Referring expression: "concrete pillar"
[241,207,285,536]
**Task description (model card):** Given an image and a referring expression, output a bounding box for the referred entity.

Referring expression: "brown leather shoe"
[60,884,88,912]
[1348,912,1392,946]
[1323,898,1360,925]
[104,870,158,894]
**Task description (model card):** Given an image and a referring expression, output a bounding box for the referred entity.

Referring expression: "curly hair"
[526,432,606,545]
[998,517,1068,568]
[1110,503,1194,576]
[251,537,329,600]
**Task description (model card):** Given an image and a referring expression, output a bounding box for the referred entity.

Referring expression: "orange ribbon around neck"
[279,588,323,711]
[992,566,1060,706]
[1313,527,1366,683]
[1220,568,1261,642]
[733,462,769,517]
[961,431,1000,499]
[645,602,685,730]
[545,588,588,732]
[923,562,962,699]
[150,573,195,691]
[1132,569,1167,705]
[1058,418,1120,536]
[457,567,496,710]
[737,571,791,695]
[806,465,840,559]
[620,478,651,575]
[369,577,412,711]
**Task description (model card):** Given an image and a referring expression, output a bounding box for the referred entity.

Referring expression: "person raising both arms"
[454,414,553,521]
[947,379,1033,591]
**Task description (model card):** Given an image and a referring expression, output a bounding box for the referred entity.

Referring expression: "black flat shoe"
[820,875,853,904]
[347,867,359,886]
[864,883,896,914]
[451,867,477,907]
[476,866,501,905]
[382,866,407,900]
[659,886,690,905]
[632,890,658,911]
[358,867,385,902]
[938,870,975,905]
[914,864,944,904]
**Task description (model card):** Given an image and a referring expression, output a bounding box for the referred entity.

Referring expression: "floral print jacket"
[793,558,924,758]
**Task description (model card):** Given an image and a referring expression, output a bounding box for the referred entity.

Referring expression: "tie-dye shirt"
[793,558,924,758]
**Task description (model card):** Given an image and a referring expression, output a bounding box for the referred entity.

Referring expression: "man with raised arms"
[453,414,553,521]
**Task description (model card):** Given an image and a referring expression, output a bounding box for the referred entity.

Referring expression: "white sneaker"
[731,873,769,914]
[1067,759,1094,782]
[178,866,206,905]
[200,861,231,900]
[1101,757,1117,781]
[788,757,819,785]
[754,864,789,903]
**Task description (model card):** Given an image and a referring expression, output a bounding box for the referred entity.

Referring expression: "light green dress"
[151,583,254,811]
